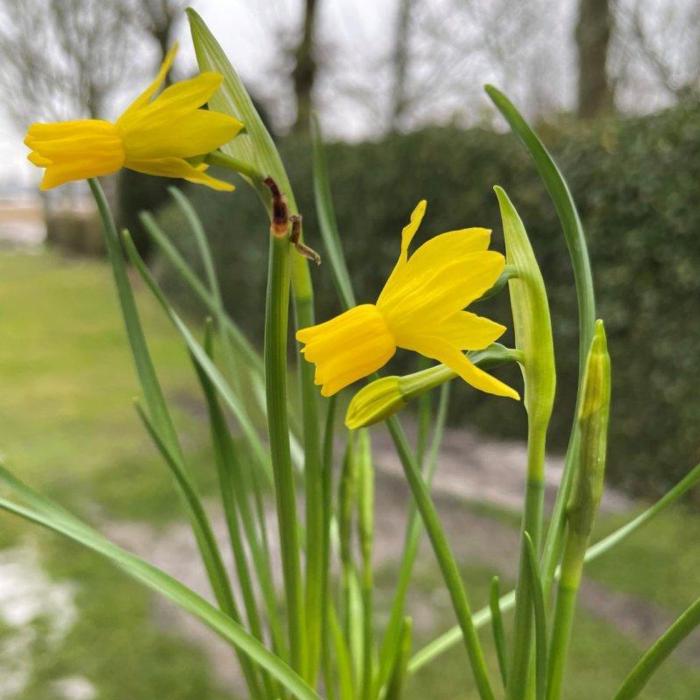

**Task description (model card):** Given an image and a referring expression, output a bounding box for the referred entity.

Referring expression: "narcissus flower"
[24,44,242,191]
[297,201,519,399]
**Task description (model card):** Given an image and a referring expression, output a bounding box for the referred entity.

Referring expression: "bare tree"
[0,0,141,125]
[136,0,188,69]
[291,0,320,132]
[575,0,615,118]
[388,0,414,131]
[116,0,189,258]
[613,0,700,105]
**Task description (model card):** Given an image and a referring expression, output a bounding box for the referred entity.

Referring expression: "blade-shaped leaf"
[0,469,320,700]
[187,8,294,205]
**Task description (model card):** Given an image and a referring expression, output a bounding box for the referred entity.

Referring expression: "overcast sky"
[1,0,400,188]
[1,0,693,190]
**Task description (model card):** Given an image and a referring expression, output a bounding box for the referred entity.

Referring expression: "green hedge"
[151,100,700,502]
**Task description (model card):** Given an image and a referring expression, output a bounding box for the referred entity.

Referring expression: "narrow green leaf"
[613,597,700,700]
[385,617,413,700]
[485,86,595,369]
[88,179,179,458]
[329,603,356,700]
[386,416,495,700]
[310,114,356,309]
[193,326,287,676]
[373,384,450,697]
[168,187,247,404]
[89,180,264,698]
[485,86,598,602]
[139,209,263,378]
[134,402,265,697]
[523,533,547,700]
[120,229,273,480]
[187,8,291,200]
[408,463,700,672]
[134,401,238,616]
[489,576,509,690]
[0,489,320,700]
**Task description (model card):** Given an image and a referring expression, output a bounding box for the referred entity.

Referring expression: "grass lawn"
[0,250,698,699]
[0,250,228,699]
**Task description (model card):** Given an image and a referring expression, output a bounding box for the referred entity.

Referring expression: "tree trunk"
[291,0,318,133]
[116,9,177,259]
[575,0,614,118]
[389,0,413,132]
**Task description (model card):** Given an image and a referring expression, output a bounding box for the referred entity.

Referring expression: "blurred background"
[0,1,699,698]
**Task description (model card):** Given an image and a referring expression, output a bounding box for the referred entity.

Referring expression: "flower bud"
[345,377,406,430]
[567,320,611,540]
[344,344,518,429]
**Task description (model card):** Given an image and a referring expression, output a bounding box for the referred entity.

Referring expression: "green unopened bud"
[338,433,359,567]
[345,377,406,430]
[567,320,611,540]
[357,429,374,577]
[345,344,519,429]
[495,186,556,432]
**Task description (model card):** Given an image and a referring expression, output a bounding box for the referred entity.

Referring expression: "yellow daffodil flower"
[297,200,520,400]
[24,44,242,191]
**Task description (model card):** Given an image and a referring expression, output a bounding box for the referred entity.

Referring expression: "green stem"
[386,416,495,700]
[545,536,586,700]
[90,179,265,694]
[408,463,700,672]
[613,597,700,700]
[206,149,264,183]
[195,331,283,696]
[134,403,264,699]
[321,397,338,700]
[298,294,325,685]
[486,87,597,602]
[265,232,305,673]
[489,576,508,690]
[373,384,450,698]
[358,429,375,700]
[507,421,546,700]
[276,167,323,686]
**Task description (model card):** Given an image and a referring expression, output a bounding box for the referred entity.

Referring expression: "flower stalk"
[547,321,611,700]
[262,178,306,675]
[345,344,520,429]
[495,186,556,700]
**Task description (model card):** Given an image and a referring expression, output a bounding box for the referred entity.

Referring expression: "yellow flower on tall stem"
[24,44,242,191]
[297,200,520,400]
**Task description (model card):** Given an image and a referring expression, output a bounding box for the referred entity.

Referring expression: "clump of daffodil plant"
[1,9,698,700]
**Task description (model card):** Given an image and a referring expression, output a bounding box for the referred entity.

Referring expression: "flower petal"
[125,157,234,191]
[297,304,396,396]
[380,250,505,327]
[381,227,491,307]
[25,120,124,189]
[119,43,178,122]
[378,200,427,303]
[417,310,506,350]
[121,110,242,160]
[138,72,226,116]
[400,334,519,400]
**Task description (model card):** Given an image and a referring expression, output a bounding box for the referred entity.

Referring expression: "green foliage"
[117,170,173,260]
[152,99,700,502]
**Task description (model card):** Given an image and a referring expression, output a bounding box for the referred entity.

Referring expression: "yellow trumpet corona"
[297,200,519,400]
[24,44,243,191]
